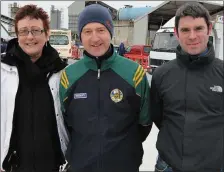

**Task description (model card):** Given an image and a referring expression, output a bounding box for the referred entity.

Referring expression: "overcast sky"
[1,1,164,28]
[1,1,222,38]
[1,1,222,27]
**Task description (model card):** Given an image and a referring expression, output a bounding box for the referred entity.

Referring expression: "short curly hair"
[15,4,50,36]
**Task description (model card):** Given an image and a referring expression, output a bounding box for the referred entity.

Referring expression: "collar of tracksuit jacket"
[83,43,116,71]
[176,41,215,69]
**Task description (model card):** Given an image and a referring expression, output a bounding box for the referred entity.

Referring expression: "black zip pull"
[8,151,16,163]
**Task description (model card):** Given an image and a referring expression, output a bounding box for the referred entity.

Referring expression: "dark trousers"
[155,155,223,172]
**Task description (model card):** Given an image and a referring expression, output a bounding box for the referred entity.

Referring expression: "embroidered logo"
[110,89,123,103]
[74,93,87,99]
[210,85,223,93]
[105,20,112,29]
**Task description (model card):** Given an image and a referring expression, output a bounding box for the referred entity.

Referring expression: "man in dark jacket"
[150,2,223,172]
[118,42,126,56]
[59,4,152,172]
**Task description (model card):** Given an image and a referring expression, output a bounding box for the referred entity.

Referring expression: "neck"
[176,41,214,68]
[198,48,208,57]
[31,54,41,63]
[84,44,114,61]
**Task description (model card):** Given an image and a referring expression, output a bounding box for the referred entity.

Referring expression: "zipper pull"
[8,151,16,163]
[97,69,100,79]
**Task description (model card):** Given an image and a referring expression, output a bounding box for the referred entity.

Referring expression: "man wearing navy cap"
[59,4,152,172]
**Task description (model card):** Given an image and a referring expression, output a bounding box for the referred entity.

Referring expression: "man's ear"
[208,23,212,35]
[174,27,178,38]
[174,27,179,39]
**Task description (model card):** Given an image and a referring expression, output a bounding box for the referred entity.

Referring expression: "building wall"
[68,1,85,34]
[50,10,61,29]
[133,14,148,45]
[68,1,118,41]
[68,15,79,33]
[68,1,85,16]
[8,2,19,33]
[112,20,134,46]
[50,6,62,29]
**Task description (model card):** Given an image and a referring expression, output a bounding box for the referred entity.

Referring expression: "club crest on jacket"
[110,89,123,103]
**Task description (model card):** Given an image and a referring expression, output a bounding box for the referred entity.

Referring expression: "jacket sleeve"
[59,69,72,133]
[135,65,152,142]
[150,73,163,129]
[59,70,69,114]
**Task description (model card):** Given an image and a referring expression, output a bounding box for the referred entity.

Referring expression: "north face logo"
[210,85,223,93]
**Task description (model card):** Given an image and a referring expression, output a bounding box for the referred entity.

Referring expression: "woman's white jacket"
[1,63,69,170]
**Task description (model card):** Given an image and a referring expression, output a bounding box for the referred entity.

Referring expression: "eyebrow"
[97,27,106,29]
[83,27,106,31]
[195,26,205,29]
[19,26,41,30]
[180,25,205,30]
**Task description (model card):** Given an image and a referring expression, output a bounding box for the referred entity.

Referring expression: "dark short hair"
[15,4,50,36]
[175,2,211,34]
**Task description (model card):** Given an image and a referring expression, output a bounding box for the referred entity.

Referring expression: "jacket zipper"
[97,69,101,79]
[31,88,36,172]
[182,69,188,169]
[96,57,102,171]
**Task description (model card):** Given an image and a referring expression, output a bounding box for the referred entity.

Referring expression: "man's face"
[17,17,49,59]
[174,16,212,55]
[81,22,111,57]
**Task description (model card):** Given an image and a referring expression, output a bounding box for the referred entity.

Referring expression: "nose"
[27,31,34,39]
[91,31,100,42]
[189,30,197,40]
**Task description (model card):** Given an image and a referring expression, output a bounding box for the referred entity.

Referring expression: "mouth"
[91,44,102,48]
[26,43,38,46]
[188,43,200,46]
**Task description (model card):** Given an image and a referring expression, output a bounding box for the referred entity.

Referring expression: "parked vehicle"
[1,38,7,53]
[124,45,152,70]
[49,29,72,62]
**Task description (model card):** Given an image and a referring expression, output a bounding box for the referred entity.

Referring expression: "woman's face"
[17,17,49,60]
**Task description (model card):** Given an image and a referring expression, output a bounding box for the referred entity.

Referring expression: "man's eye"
[20,30,27,33]
[195,27,203,31]
[181,29,189,32]
[84,31,91,34]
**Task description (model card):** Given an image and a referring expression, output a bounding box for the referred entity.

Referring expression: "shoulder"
[112,54,145,87]
[153,59,177,79]
[213,58,224,68]
[114,54,139,70]
[64,58,86,74]
[1,61,17,73]
[60,59,88,89]
[211,58,224,76]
